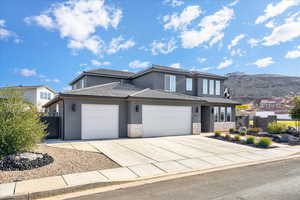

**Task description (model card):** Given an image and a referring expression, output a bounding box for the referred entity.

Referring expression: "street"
[67,157,300,200]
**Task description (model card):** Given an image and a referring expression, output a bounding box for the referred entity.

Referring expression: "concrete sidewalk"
[1,147,300,199]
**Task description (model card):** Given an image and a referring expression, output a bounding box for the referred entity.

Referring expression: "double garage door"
[81,104,192,139]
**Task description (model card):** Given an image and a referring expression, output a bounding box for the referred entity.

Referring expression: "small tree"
[289,96,300,133]
[0,88,46,158]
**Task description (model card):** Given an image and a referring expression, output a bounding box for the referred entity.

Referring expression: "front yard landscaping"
[0,144,119,184]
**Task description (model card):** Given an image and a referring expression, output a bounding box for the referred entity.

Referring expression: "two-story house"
[3,85,56,112]
[44,65,240,140]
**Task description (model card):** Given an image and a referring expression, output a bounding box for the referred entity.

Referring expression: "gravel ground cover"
[0,144,119,184]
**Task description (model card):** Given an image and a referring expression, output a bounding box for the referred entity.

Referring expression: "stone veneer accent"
[128,124,143,138]
[214,122,236,132]
[192,123,201,135]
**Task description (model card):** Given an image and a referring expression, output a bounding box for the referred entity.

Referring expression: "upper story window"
[186,78,193,91]
[209,80,215,95]
[226,107,232,122]
[215,80,220,95]
[164,74,176,92]
[203,79,208,94]
[40,92,52,100]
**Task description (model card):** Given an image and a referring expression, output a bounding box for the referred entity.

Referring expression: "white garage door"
[142,105,192,137]
[81,104,119,139]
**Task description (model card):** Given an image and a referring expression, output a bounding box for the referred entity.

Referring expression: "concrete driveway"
[46,135,300,173]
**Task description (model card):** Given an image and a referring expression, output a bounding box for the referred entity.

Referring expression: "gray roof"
[45,82,239,107]
[131,65,228,80]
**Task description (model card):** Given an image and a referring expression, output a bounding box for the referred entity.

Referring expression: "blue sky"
[1,0,300,91]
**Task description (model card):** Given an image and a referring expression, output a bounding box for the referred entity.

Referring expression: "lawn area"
[249,120,297,127]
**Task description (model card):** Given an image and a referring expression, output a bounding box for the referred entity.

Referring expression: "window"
[186,78,192,91]
[209,80,215,95]
[215,80,220,95]
[81,79,85,88]
[40,92,44,99]
[56,104,59,114]
[164,74,176,92]
[203,79,208,94]
[40,92,51,100]
[226,107,232,122]
[214,107,219,122]
[47,93,51,100]
[220,107,225,122]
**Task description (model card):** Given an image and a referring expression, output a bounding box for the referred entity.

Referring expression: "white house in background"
[3,85,56,112]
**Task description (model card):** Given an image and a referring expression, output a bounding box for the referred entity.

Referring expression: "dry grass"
[0,144,119,184]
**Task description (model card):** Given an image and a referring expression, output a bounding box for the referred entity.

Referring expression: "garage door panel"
[82,104,119,139]
[142,105,191,137]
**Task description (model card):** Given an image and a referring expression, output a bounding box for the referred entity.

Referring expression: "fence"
[40,116,60,139]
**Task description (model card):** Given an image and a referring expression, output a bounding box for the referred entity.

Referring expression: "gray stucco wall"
[63,98,128,140]
[86,75,126,87]
[131,72,155,89]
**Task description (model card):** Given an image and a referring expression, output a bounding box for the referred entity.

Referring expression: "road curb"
[2,154,300,200]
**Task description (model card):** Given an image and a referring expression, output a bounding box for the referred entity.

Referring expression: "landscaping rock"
[0,152,54,171]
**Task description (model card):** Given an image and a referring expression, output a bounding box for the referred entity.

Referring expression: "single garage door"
[81,104,119,139]
[142,105,192,137]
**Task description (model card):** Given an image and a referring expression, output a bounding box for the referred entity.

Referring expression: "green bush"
[257,137,272,148]
[246,136,255,144]
[214,131,221,137]
[247,128,261,134]
[239,131,246,136]
[0,89,46,158]
[234,135,241,141]
[267,122,287,134]
[229,128,235,134]
[225,134,231,140]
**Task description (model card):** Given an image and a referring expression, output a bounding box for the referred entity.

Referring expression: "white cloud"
[0,19,20,43]
[129,60,150,69]
[197,57,206,63]
[170,63,181,68]
[80,63,87,66]
[229,0,240,7]
[45,78,60,83]
[163,5,202,31]
[200,67,212,71]
[230,48,245,56]
[255,0,300,24]
[181,7,234,48]
[91,59,110,66]
[150,38,177,55]
[217,58,233,69]
[107,36,135,54]
[228,34,245,50]
[285,45,300,59]
[262,16,300,46]
[62,86,72,91]
[25,14,55,30]
[252,57,275,68]
[20,68,37,77]
[248,38,259,47]
[24,0,131,55]
[265,20,276,28]
[163,0,184,7]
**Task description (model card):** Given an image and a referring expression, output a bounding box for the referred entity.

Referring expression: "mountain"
[224,72,300,104]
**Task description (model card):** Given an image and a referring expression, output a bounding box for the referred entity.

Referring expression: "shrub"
[225,134,231,140]
[267,122,287,134]
[214,131,221,137]
[0,89,46,158]
[246,136,255,144]
[229,128,235,134]
[257,137,272,148]
[247,128,261,134]
[234,135,241,141]
[239,131,246,136]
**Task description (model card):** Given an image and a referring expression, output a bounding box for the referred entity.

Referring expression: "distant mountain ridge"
[224,72,300,104]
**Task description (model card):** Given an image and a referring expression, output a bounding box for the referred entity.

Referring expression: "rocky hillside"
[224,72,300,104]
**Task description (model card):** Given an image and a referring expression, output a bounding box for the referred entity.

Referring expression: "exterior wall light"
[71,103,76,112]
[135,105,139,112]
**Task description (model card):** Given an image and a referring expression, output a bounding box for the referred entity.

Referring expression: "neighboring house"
[3,85,56,112]
[44,65,240,140]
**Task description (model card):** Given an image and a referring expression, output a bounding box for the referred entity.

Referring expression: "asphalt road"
[68,157,300,200]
